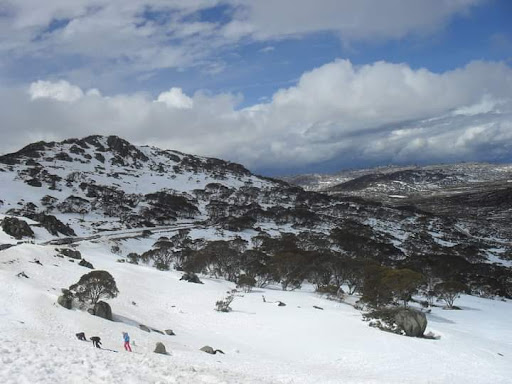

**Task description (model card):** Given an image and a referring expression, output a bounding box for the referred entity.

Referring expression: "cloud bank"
[1,59,511,173]
[0,0,487,86]
[224,0,486,41]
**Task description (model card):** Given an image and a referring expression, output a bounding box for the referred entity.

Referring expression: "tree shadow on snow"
[112,313,142,327]
[112,313,167,335]
[230,309,257,315]
[457,305,481,311]
[426,313,456,324]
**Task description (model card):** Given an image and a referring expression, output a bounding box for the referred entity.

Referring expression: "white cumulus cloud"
[2,58,511,173]
[29,80,84,102]
[156,88,194,109]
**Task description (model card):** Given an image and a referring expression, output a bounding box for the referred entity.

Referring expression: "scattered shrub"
[127,252,139,264]
[237,274,256,292]
[215,294,234,312]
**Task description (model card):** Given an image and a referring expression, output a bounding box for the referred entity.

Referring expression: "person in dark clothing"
[76,332,87,341]
[90,336,102,348]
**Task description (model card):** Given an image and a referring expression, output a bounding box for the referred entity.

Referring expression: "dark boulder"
[154,342,167,354]
[139,324,151,332]
[57,289,73,310]
[32,214,76,236]
[394,308,427,337]
[26,179,42,187]
[165,329,176,336]
[93,301,112,320]
[180,272,203,284]
[1,217,34,239]
[79,259,94,269]
[57,248,82,259]
[0,244,14,251]
[200,345,225,355]
[365,307,427,337]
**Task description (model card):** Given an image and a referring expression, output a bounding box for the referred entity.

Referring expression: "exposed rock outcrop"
[154,342,167,354]
[57,248,82,259]
[200,346,225,355]
[93,301,112,320]
[1,217,34,240]
[365,307,427,337]
[394,308,427,337]
[79,259,94,269]
[57,289,74,310]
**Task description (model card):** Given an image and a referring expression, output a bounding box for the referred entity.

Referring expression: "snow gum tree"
[382,268,424,307]
[361,264,393,307]
[361,265,424,307]
[237,274,256,292]
[435,280,466,309]
[69,270,119,305]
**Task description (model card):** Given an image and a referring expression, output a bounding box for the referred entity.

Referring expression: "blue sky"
[0,0,511,175]
[149,0,512,107]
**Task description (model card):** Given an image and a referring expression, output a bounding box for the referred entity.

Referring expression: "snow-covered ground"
[1,227,511,384]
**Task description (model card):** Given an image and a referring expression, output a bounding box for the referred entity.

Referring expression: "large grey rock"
[57,295,73,309]
[200,345,215,354]
[79,259,94,269]
[31,214,76,237]
[1,217,34,240]
[139,324,151,332]
[165,329,176,336]
[93,301,112,320]
[57,248,81,259]
[365,307,428,337]
[394,308,427,337]
[154,342,167,354]
[200,345,225,355]
[180,272,203,284]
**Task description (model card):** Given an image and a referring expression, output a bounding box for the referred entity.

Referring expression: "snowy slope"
[1,230,511,384]
[1,135,511,383]
[0,135,276,237]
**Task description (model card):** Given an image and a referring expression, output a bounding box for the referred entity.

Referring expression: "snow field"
[0,234,511,383]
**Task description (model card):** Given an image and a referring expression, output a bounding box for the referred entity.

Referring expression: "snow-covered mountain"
[1,135,510,285]
[1,135,512,383]
[283,162,512,193]
[0,135,277,234]
[331,164,510,195]
[283,162,512,244]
